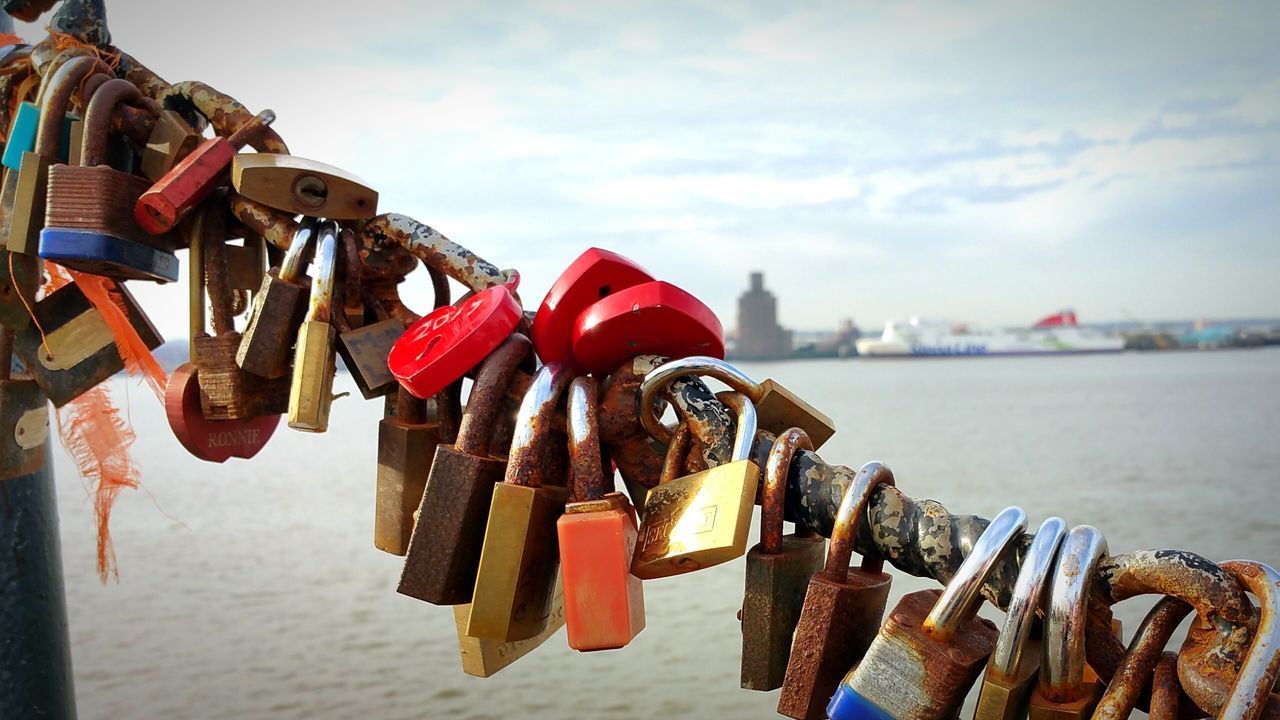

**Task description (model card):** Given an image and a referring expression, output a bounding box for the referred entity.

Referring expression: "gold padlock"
[466,362,573,642]
[287,220,338,432]
[631,390,760,579]
[452,574,566,677]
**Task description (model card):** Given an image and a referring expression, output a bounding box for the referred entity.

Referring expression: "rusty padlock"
[1215,560,1280,720]
[973,516,1067,720]
[396,334,531,605]
[1090,596,1193,720]
[740,427,825,691]
[828,506,1027,720]
[777,461,896,720]
[374,384,460,555]
[236,219,316,378]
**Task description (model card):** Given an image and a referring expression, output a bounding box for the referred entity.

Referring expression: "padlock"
[828,506,1028,720]
[230,153,378,219]
[453,574,566,678]
[388,281,523,400]
[1215,560,1280,720]
[288,220,339,432]
[236,220,317,379]
[740,427,826,690]
[571,279,724,374]
[1025,525,1109,720]
[1090,596,1192,720]
[135,109,276,235]
[374,385,458,555]
[0,168,39,331]
[164,363,281,463]
[531,247,653,365]
[224,235,266,292]
[778,461,896,720]
[639,355,836,450]
[140,109,201,182]
[0,328,47,481]
[40,78,180,282]
[66,116,133,171]
[3,0,59,22]
[467,362,574,642]
[556,375,646,652]
[1149,652,1181,720]
[1,100,39,171]
[397,334,531,605]
[974,516,1067,720]
[336,226,369,332]
[631,391,760,579]
[8,56,101,256]
[13,279,162,407]
[190,200,290,421]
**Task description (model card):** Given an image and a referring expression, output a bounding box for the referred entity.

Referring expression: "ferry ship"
[855,311,1124,357]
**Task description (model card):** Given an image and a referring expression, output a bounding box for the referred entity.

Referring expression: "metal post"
[0,447,77,719]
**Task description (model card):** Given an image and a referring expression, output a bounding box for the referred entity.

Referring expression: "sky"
[16,1,1280,335]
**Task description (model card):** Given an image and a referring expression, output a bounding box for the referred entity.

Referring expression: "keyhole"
[292,174,328,210]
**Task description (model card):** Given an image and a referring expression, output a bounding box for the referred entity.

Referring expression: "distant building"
[734,272,793,360]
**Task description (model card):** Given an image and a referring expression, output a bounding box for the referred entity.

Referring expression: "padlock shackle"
[453,333,530,456]
[923,505,1027,642]
[761,427,812,555]
[226,109,276,150]
[567,375,606,502]
[81,78,141,168]
[279,219,318,283]
[714,391,757,463]
[638,356,762,445]
[990,516,1067,678]
[504,361,573,488]
[1217,560,1280,720]
[306,221,338,324]
[33,55,98,159]
[1040,524,1109,696]
[822,460,895,582]
[188,197,237,337]
[658,423,694,487]
[1091,596,1192,720]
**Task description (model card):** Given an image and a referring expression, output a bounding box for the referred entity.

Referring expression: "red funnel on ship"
[1033,310,1077,327]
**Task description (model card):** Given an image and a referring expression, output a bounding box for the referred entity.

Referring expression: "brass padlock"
[639,355,835,450]
[397,334,531,605]
[828,506,1027,720]
[9,56,101,256]
[467,362,573,642]
[452,574,566,677]
[231,153,379,220]
[13,278,163,407]
[974,516,1068,720]
[141,110,201,182]
[0,328,47,481]
[287,220,339,432]
[236,219,317,378]
[631,391,761,579]
[778,460,896,720]
[1027,526,1109,720]
[191,200,289,420]
[374,385,459,555]
[0,169,40,331]
[740,427,825,691]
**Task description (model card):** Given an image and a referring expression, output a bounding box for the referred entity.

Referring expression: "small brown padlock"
[236,219,317,379]
[192,200,290,420]
[374,384,460,556]
[467,362,574,642]
[740,427,826,691]
[397,334,531,605]
[777,460,896,720]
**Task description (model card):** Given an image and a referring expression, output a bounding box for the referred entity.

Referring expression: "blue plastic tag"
[38,229,180,284]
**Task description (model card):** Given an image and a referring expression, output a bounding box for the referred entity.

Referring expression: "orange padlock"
[555,375,645,651]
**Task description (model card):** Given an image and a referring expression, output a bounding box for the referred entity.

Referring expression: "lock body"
[753,379,836,449]
[452,577,566,677]
[974,643,1042,720]
[193,331,289,419]
[631,459,760,579]
[740,535,825,690]
[337,317,404,399]
[374,416,444,555]
[0,376,48,480]
[231,153,379,219]
[557,493,646,651]
[141,110,200,181]
[237,267,309,378]
[467,482,570,642]
[287,317,336,432]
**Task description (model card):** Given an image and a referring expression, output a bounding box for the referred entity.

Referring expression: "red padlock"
[571,280,724,374]
[531,248,653,366]
[388,283,523,399]
[164,364,281,463]
[135,110,276,235]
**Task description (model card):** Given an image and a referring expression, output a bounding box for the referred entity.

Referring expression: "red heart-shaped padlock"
[165,363,281,463]
[532,248,653,366]
[571,280,724,374]
[388,283,523,399]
